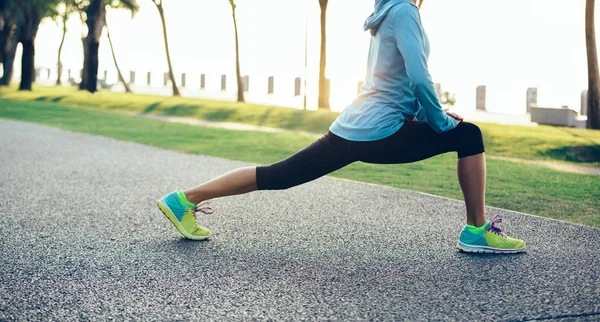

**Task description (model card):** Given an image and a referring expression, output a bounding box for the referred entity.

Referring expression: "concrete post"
[476,85,487,111]
[526,87,538,113]
[294,77,301,96]
[267,76,274,94]
[581,90,588,116]
[242,75,249,92]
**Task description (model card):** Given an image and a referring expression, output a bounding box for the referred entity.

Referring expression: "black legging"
[256,121,485,190]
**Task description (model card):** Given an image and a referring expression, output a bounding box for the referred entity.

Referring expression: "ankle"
[466,215,487,228]
[466,222,488,233]
[177,190,198,207]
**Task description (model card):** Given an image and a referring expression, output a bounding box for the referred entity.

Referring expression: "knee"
[459,122,482,140]
[457,122,485,157]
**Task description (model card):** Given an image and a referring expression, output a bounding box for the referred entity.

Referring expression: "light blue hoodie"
[329,0,457,141]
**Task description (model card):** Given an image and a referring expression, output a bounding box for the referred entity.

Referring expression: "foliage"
[441,91,456,107]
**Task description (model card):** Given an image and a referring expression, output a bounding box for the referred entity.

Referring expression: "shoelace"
[190,202,214,226]
[193,202,214,215]
[487,215,507,237]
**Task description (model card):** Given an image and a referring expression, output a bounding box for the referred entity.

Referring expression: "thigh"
[356,121,464,164]
[256,131,357,190]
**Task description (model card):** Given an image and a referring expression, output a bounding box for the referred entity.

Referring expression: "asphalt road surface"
[1,120,599,321]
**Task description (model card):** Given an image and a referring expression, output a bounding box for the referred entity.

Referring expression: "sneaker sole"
[456,240,525,254]
[157,199,210,240]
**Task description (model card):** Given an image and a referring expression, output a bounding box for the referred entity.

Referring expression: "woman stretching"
[157,0,525,253]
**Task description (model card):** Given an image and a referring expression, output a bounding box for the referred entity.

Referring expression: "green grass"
[1,98,599,228]
[1,86,599,165]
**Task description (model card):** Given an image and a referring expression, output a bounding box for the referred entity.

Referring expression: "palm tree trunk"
[79,36,88,90]
[586,0,600,129]
[19,39,35,90]
[105,16,131,93]
[85,40,100,92]
[78,10,87,90]
[318,0,330,109]
[82,0,104,93]
[0,23,17,86]
[56,14,67,86]
[154,1,180,96]
[231,2,244,103]
[0,15,7,65]
[19,8,41,91]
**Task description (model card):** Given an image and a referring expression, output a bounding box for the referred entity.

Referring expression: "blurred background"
[2,0,596,116]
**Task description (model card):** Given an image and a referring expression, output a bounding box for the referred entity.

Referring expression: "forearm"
[413,82,456,133]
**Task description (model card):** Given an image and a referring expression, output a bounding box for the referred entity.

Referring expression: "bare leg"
[457,153,487,227]
[183,166,257,204]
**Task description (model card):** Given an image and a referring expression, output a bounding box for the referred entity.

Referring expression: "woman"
[157,0,525,253]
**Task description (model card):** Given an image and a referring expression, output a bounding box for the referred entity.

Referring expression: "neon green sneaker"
[157,191,212,240]
[456,216,525,253]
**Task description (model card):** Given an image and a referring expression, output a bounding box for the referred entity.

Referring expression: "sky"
[20,0,597,113]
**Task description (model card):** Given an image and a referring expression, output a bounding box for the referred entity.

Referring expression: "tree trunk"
[56,14,67,86]
[105,17,131,92]
[586,0,600,129]
[79,37,88,89]
[0,22,17,86]
[78,10,87,90]
[154,1,180,96]
[318,0,330,109]
[18,8,41,91]
[231,2,244,102]
[19,39,35,90]
[85,41,99,92]
[82,0,105,93]
[417,0,424,8]
[0,14,6,65]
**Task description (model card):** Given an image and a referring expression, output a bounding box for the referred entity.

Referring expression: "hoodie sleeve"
[393,5,456,133]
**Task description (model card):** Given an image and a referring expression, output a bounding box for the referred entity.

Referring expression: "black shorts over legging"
[256,120,485,190]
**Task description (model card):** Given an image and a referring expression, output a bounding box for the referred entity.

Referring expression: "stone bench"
[530,106,587,128]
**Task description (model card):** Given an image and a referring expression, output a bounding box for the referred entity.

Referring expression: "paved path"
[1,120,599,321]
[138,113,310,135]
[488,155,600,176]
[137,113,600,176]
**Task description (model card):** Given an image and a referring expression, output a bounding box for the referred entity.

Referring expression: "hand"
[446,111,463,124]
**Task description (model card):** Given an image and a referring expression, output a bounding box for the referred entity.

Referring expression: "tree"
[441,91,456,109]
[228,0,243,102]
[0,2,18,86]
[317,0,329,109]
[80,0,104,92]
[0,0,5,30]
[17,0,60,90]
[104,14,130,92]
[151,0,179,96]
[104,1,139,93]
[586,0,600,129]
[79,0,138,93]
[18,5,41,90]
[55,1,79,85]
